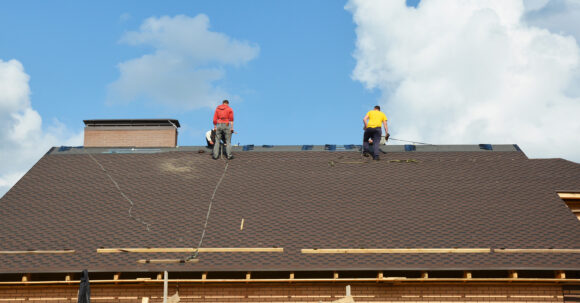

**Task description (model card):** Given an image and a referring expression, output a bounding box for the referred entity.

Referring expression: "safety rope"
[187,160,230,261]
[86,152,151,231]
[388,137,433,145]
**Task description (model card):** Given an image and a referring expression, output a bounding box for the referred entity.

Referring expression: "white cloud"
[346,0,580,162]
[0,59,82,198]
[524,0,580,43]
[109,14,259,110]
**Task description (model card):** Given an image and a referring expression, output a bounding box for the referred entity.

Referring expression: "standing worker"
[362,105,388,160]
[212,100,234,160]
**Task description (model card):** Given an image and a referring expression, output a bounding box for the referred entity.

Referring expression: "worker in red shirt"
[212,100,234,160]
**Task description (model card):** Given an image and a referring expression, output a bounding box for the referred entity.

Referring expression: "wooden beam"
[509,271,518,279]
[289,272,294,281]
[463,271,472,279]
[98,247,283,253]
[377,272,383,281]
[0,250,75,254]
[157,273,163,280]
[421,272,428,279]
[137,259,199,264]
[558,193,580,199]
[246,272,251,281]
[65,274,71,282]
[334,272,339,280]
[202,273,207,281]
[302,248,490,254]
[21,274,30,282]
[556,270,566,279]
[114,273,121,280]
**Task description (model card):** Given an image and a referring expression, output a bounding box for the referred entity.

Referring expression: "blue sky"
[2,0,580,197]
[0,1,380,146]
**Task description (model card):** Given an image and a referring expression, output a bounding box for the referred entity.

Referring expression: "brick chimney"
[83,119,180,147]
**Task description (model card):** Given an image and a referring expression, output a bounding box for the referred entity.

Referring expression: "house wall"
[84,127,177,147]
[0,283,565,303]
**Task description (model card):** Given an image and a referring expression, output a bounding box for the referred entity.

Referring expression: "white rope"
[187,161,229,260]
[86,152,151,231]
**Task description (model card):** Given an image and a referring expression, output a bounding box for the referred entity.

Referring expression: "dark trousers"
[363,127,382,158]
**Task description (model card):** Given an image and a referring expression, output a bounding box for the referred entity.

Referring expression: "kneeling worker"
[362,105,388,160]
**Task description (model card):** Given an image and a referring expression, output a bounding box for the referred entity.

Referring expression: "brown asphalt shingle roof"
[1,146,580,273]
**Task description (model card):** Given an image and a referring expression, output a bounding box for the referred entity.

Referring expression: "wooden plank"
[463,271,472,279]
[21,274,30,282]
[556,271,566,279]
[0,250,75,254]
[334,272,339,279]
[98,247,283,253]
[301,248,490,254]
[558,193,580,199]
[421,272,428,279]
[137,259,199,264]
[509,271,518,279]
[246,272,251,281]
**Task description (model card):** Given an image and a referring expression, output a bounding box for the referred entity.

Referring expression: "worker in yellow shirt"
[362,105,388,160]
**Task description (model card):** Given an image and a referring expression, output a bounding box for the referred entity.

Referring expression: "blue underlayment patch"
[58,146,83,152]
[243,144,255,151]
[302,145,313,150]
[405,145,416,152]
[324,144,337,151]
[479,144,493,150]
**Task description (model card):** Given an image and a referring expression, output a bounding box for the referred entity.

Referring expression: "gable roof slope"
[1,145,580,274]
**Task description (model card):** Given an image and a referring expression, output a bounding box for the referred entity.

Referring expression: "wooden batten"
[421,272,428,279]
[302,248,489,254]
[137,259,199,264]
[65,274,71,282]
[246,272,251,281]
[463,271,472,279]
[157,273,163,280]
[558,193,580,199]
[377,272,384,281]
[509,271,518,279]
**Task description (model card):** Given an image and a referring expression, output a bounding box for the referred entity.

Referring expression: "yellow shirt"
[366,110,387,128]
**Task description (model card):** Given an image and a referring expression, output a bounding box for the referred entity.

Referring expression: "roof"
[1,144,580,274]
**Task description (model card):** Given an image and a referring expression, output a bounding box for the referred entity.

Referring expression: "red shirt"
[213,104,234,125]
